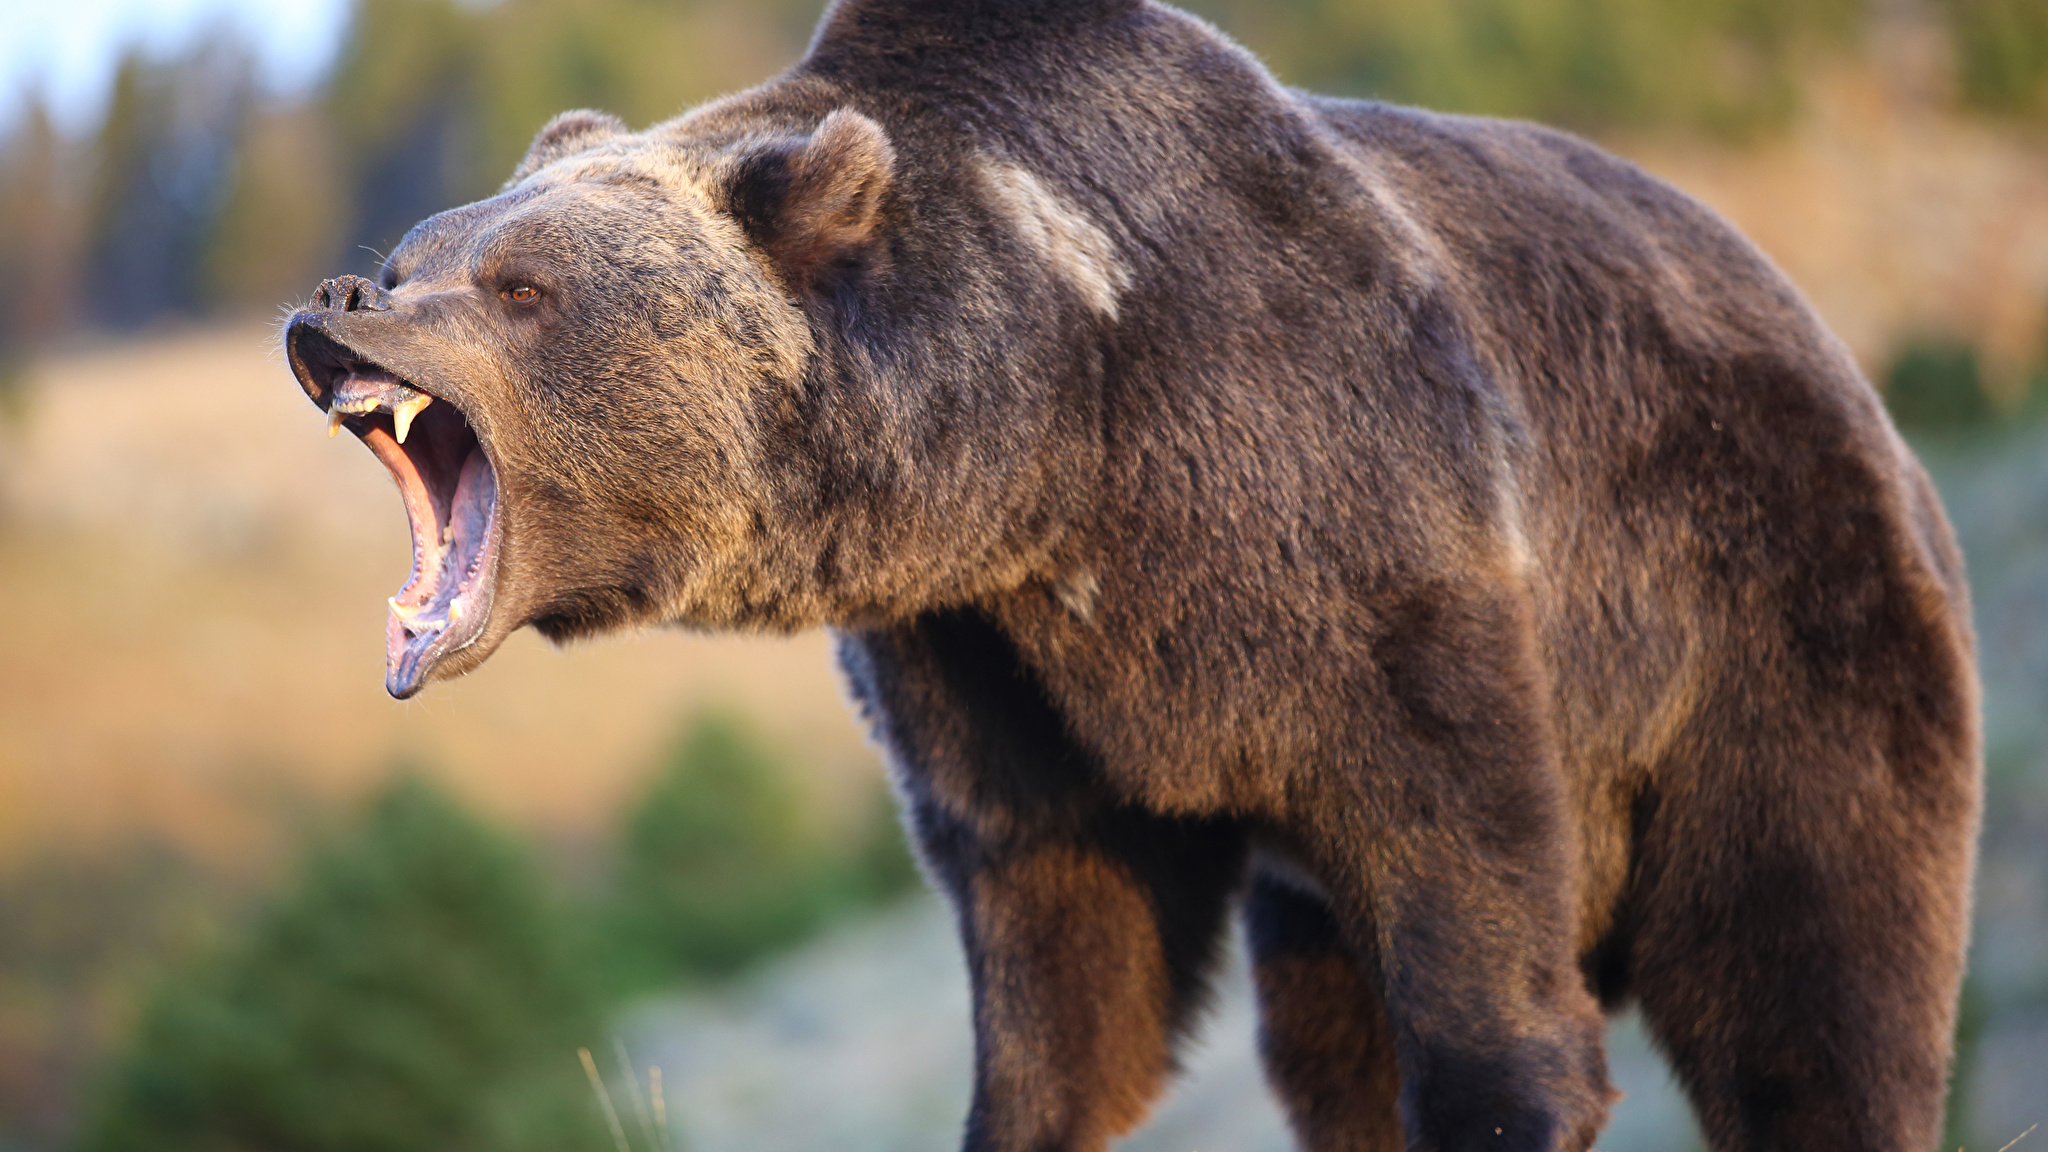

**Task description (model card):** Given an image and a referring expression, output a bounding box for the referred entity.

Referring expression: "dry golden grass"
[0,326,880,871]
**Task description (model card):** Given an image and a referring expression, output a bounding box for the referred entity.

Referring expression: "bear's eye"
[503,283,540,304]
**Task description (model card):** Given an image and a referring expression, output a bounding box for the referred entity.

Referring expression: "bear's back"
[1298,94,1971,772]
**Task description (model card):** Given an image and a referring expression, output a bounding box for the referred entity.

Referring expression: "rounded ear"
[715,109,896,291]
[508,109,627,183]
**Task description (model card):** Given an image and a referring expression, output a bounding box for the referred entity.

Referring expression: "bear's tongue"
[328,371,500,698]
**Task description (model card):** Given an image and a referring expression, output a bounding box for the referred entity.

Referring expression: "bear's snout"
[309,274,390,314]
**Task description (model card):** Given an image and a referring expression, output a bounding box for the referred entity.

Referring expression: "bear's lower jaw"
[375,427,499,700]
[323,369,503,699]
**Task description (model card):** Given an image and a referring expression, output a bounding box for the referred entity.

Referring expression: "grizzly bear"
[283,1,1981,1149]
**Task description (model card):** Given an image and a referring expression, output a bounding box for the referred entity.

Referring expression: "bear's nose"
[310,274,391,313]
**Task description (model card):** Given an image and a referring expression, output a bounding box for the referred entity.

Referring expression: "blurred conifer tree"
[604,713,917,990]
[322,0,482,278]
[81,38,255,329]
[76,776,609,1152]
[0,97,79,371]
[1885,338,1997,431]
[202,106,346,316]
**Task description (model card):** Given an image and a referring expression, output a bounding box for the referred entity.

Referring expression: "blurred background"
[0,0,2044,1148]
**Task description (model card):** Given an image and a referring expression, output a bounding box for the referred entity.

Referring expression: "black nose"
[310,274,391,313]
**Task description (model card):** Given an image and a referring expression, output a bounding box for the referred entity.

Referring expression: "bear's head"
[284,107,907,698]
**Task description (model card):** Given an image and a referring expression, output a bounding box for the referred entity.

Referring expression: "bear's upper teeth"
[392,393,433,444]
[323,376,435,442]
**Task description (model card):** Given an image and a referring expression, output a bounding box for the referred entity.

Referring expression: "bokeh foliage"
[67,716,914,1152]
[606,713,918,990]
[1882,324,2048,433]
[1886,339,1998,432]
[0,100,74,362]
[1944,0,2048,117]
[0,848,223,1150]
[75,777,610,1152]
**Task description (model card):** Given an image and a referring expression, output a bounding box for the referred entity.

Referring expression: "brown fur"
[283,2,1982,1149]
[1245,875,1407,1151]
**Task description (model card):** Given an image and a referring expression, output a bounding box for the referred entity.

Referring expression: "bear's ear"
[509,110,627,182]
[715,109,896,291]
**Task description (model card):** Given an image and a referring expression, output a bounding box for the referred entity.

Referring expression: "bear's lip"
[286,325,501,699]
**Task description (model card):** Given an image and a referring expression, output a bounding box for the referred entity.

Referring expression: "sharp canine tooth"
[392,393,433,444]
[327,408,345,437]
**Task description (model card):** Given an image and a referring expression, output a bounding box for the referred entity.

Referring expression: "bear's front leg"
[1279,586,1614,1152]
[839,614,1247,1152]
[1323,831,1613,1152]
[913,803,1247,1152]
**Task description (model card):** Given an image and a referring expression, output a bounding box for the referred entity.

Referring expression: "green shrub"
[1945,0,2048,118]
[76,776,608,1152]
[1884,339,1997,432]
[602,714,918,991]
[71,725,920,1151]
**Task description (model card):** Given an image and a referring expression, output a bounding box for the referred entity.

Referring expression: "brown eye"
[504,284,539,304]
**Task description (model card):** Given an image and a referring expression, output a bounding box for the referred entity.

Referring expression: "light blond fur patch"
[1494,455,1534,578]
[1055,568,1100,623]
[979,160,1131,319]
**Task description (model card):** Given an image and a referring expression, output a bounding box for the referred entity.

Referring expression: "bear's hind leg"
[1243,872,1405,1151]
[1627,715,1975,1151]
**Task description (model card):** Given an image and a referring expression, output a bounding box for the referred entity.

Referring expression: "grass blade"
[616,1037,659,1151]
[579,1046,631,1152]
[651,1065,670,1149]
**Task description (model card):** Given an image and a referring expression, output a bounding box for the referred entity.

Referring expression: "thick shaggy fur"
[284,2,1981,1149]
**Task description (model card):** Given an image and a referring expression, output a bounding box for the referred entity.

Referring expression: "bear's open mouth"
[288,331,500,699]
